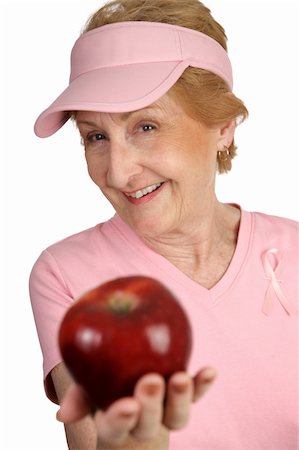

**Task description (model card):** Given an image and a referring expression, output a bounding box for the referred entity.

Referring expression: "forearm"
[96,426,169,450]
[64,417,168,450]
[64,418,97,450]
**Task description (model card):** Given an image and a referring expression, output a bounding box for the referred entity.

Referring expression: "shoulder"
[30,221,103,284]
[252,210,298,229]
[251,210,298,243]
[29,215,132,296]
[46,223,102,255]
[34,217,118,265]
[247,210,298,269]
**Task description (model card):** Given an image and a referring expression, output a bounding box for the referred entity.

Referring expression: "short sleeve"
[29,250,74,403]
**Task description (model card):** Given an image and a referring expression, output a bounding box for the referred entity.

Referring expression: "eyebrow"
[76,104,162,128]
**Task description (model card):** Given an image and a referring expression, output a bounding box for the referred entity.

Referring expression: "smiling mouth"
[124,182,165,199]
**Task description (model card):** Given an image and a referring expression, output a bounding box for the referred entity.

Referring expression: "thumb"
[193,367,217,402]
[56,383,92,424]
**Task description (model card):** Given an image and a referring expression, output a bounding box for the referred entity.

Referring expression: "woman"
[29,0,298,449]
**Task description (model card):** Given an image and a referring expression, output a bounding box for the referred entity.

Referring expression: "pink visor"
[34,21,233,138]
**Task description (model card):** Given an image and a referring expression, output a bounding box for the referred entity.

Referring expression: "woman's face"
[76,92,232,238]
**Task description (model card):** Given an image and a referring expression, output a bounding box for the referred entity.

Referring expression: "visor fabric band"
[35,21,233,138]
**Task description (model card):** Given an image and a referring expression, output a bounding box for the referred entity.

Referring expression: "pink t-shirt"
[29,207,298,449]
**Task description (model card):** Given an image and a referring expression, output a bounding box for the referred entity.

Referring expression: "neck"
[141,201,241,288]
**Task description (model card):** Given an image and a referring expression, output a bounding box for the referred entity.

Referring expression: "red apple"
[59,276,192,410]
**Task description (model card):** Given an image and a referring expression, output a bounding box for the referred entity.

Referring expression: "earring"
[217,146,230,162]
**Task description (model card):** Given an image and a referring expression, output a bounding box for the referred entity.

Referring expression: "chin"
[124,212,168,239]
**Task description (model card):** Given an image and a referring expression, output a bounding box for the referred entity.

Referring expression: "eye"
[86,132,106,143]
[140,124,157,132]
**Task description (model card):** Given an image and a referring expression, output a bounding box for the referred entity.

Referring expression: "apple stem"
[107,292,137,314]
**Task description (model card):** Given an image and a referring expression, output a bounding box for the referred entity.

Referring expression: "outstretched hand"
[57,367,216,448]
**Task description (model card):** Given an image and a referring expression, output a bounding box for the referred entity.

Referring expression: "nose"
[106,141,143,190]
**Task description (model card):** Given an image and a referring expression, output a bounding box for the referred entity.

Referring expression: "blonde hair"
[82,0,249,173]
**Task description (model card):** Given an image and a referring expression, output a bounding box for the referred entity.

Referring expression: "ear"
[216,120,236,150]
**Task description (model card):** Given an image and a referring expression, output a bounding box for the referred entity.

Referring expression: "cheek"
[158,136,212,173]
[184,135,217,173]
[85,154,107,187]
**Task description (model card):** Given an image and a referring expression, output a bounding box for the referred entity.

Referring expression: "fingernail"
[203,377,213,384]
[203,372,216,383]
[144,383,161,396]
[119,410,136,419]
[173,382,188,394]
[119,405,138,419]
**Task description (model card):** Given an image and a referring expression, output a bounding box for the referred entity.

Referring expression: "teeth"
[126,183,163,199]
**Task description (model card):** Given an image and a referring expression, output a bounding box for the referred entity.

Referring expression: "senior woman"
[29,0,298,449]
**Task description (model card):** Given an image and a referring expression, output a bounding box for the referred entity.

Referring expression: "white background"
[1,0,298,449]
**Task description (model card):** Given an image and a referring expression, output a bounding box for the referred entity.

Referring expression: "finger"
[131,373,165,440]
[56,384,91,423]
[193,367,217,402]
[163,372,193,430]
[94,398,140,447]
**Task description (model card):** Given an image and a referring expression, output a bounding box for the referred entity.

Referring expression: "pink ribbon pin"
[261,248,295,316]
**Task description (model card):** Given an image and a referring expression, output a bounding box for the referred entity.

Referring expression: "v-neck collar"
[110,206,253,303]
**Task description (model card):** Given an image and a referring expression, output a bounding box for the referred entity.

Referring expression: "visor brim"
[34,60,189,138]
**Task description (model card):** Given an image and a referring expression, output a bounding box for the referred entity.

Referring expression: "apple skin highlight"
[59,276,192,410]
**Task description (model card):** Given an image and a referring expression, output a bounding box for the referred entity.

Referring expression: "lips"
[124,182,166,205]
[124,182,164,199]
